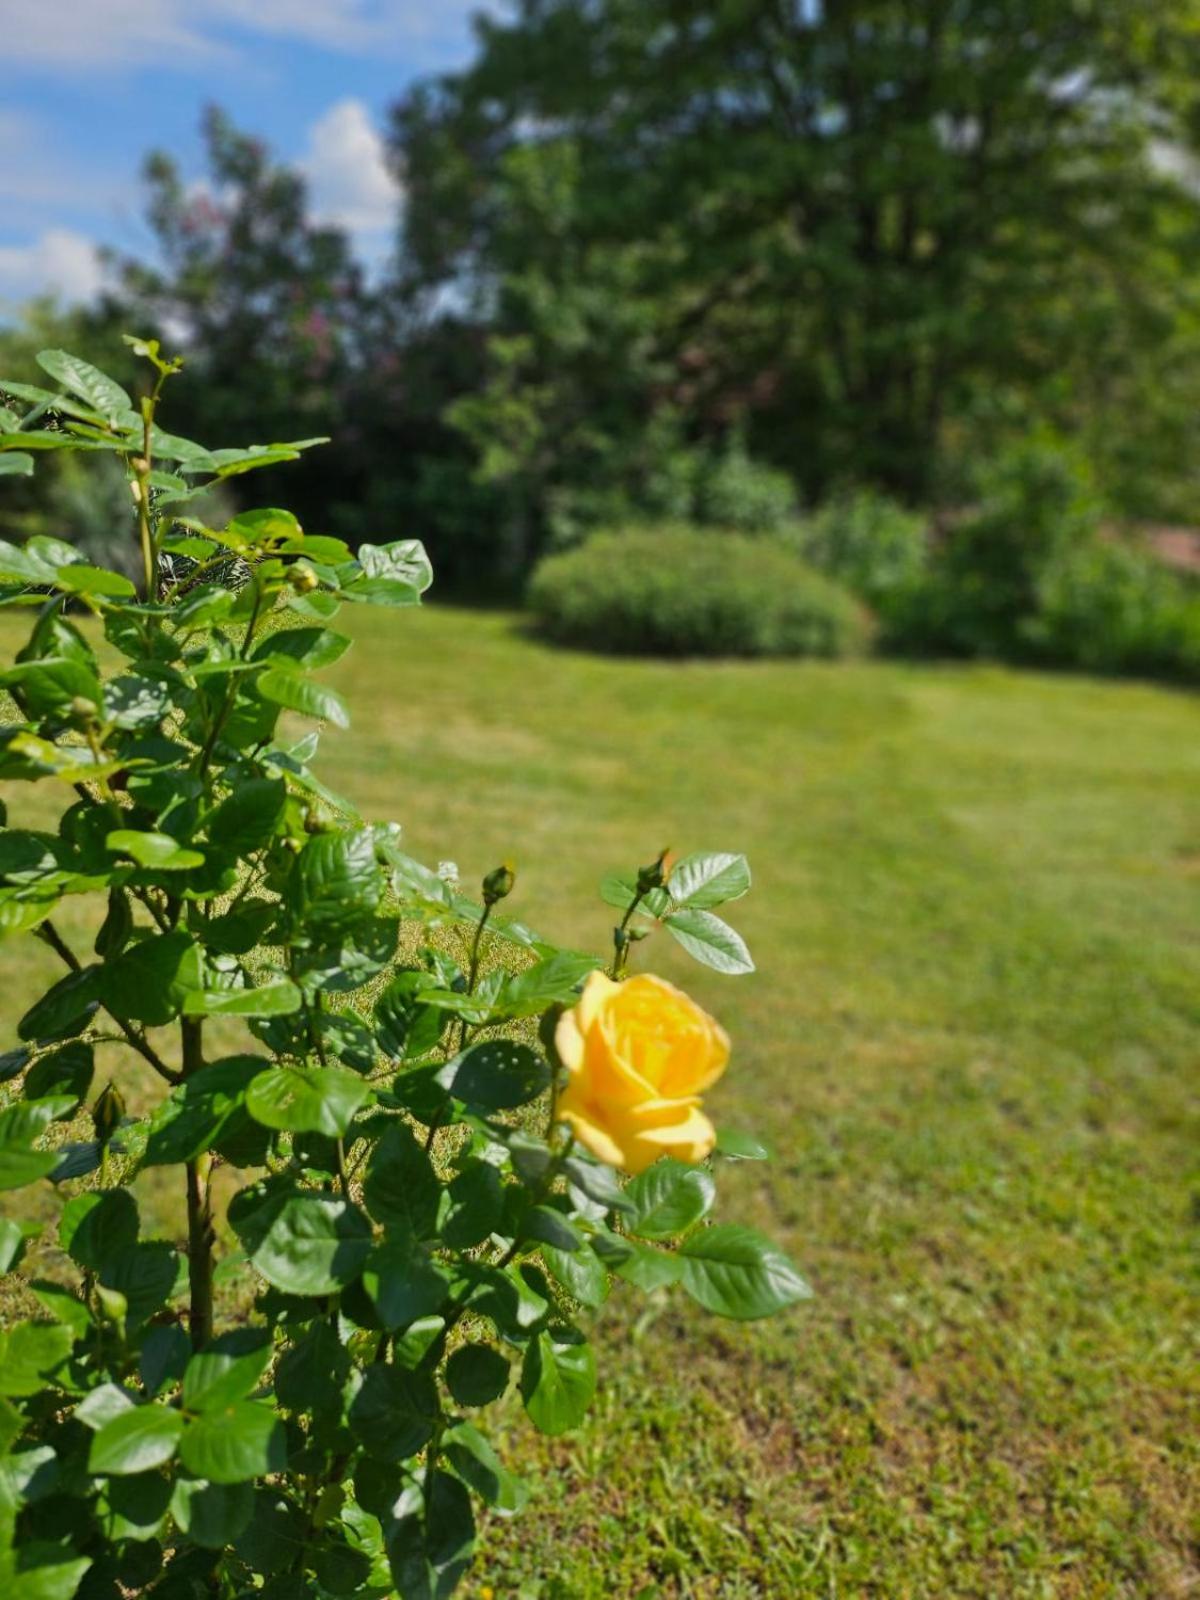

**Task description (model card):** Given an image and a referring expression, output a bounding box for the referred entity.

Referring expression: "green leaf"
[611,1236,684,1293]
[256,667,349,728]
[199,899,276,955]
[55,564,137,598]
[274,1319,350,1416]
[498,951,602,1017]
[0,539,59,583]
[356,539,433,592]
[523,1205,583,1253]
[0,1097,75,1190]
[439,1159,504,1250]
[60,1189,138,1270]
[0,1322,73,1396]
[349,1364,438,1461]
[24,1041,93,1114]
[373,970,445,1062]
[625,1158,715,1240]
[341,577,422,608]
[362,1122,441,1243]
[17,965,100,1041]
[361,1243,450,1331]
[89,1404,184,1474]
[144,1055,268,1166]
[540,1242,609,1308]
[563,1154,635,1216]
[668,850,751,908]
[679,1225,812,1319]
[435,1040,549,1111]
[100,930,202,1024]
[234,1489,307,1569]
[182,1329,272,1412]
[230,1184,372,1296]
[446,1344,510,1407]
[599,870,669,918]
[206,777,287,855]
[520,1328,597,1436]
[181,979,302,1017]
[104,1467,174,1541]
[288,827,381,935]
[714,1127,770,1161]
[1,658,105,721]
[251,626,351,670]
[171,1478,254,1548]
[385,1469,474,1598]
[101,1241,181,1326]
[74,1384,136,1431]
[443,1422,528,1515]
[663,908,755,974]
[180,1400,286,1484]
[0,452,33,477]
[105,829,204,871]
[0,1217,39,1273]
[30,1280,91,1339]
[0,1547,92,1600]
[246,1065,371,1138]
[36,350,131,421]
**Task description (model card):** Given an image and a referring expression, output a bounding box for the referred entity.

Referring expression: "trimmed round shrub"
[527,525,870,658]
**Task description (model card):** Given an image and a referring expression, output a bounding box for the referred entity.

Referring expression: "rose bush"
[0,343,808,1599]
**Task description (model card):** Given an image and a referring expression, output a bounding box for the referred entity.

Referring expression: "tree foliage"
[392,0,1200,521]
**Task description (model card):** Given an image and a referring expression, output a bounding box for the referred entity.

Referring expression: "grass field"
[2,605,1198,1598]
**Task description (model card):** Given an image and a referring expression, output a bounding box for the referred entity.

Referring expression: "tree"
[391,0,1200,518]
[112,106,371,531]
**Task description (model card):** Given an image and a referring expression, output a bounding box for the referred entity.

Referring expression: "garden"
[2,1,1199,1595]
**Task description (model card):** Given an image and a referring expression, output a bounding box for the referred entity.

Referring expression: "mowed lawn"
[2,604,1199,1598]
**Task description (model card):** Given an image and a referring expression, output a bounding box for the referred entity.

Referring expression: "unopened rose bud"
[288,561,319,593]
[482,860,516,905]
[91,1081,126,1146]
[68,695,99,728]
[636,847,672,895]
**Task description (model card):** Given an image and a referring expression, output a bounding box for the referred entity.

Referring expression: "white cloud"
[0,0,498,71]
[301,99,399,236]
[0,229,106,307]
[0,0,227,70]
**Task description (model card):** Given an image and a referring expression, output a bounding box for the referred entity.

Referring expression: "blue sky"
[0,0,502,309]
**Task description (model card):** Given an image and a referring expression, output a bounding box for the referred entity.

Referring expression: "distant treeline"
[6,0,1200,589]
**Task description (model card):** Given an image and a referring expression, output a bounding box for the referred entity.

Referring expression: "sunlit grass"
[3,604,1198,1597]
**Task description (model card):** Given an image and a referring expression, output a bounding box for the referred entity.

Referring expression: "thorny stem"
[132,368,169,602]
[182,1016,215,1352]
[610,887,646,979]
[426,899,495,1154]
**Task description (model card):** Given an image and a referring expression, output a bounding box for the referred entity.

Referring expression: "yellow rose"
[554,971,729,1175]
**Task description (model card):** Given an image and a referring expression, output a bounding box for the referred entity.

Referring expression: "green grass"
[3,605,1199,1597]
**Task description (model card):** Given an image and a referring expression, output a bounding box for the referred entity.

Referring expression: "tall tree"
[392,0,1200,515]
[113,107,370,528]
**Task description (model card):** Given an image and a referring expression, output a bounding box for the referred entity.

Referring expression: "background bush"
[1029,540,1200,680]
[791,490,929,636]
[527,525,870,658]
[920,437,1102,660]
[694,440,798,535]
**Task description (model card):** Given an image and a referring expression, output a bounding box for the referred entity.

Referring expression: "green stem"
[182,1017,215,1351]
[610,888,646,979]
